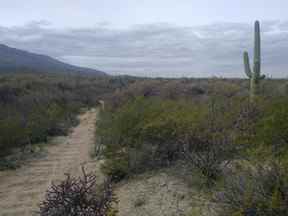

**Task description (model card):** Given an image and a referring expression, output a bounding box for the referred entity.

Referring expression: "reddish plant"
[39,167,115,216]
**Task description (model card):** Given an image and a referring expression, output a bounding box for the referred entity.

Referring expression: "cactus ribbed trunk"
[250,73,256,102]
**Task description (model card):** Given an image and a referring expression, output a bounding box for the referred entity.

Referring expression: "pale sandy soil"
[0,109,101,216]
[114,167,215,216]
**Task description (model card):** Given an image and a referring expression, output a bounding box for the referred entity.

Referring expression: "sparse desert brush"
[239,97,288,165]
[213,163,288,216]
[0,73,134,161]
[97,96,249,182]
[255,98,288,157]
[97,97,193,179]
[39,168,115,216]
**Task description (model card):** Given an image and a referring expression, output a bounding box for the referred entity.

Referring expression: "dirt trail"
[0,109,100,216]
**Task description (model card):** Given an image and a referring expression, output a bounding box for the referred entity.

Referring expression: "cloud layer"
[0,21,287,77]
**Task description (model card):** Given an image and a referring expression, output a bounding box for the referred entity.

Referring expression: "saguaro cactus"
[243,20,265,102]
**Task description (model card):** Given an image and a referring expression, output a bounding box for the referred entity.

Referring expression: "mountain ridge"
[0,44,106,75]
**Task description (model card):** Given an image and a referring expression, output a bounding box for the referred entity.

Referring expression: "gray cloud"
[0,21,287,77]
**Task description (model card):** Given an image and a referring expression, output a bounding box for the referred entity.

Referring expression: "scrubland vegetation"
[0,72,136,168]
[96,77,288,215]
[2,72,287,215]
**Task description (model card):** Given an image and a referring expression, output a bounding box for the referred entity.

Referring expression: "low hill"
[0,44,106,75]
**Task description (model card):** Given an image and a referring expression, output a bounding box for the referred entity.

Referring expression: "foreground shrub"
[39,168,115,216]
[213,163,288,216]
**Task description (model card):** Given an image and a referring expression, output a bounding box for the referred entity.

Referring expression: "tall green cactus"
[243,20,265,102]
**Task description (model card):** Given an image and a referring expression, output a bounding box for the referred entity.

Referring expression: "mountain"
[0,44,106,75]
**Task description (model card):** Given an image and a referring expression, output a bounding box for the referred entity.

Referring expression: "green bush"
[97,97,198,179]
[254,98,288,159]
[214,163,288,216]
[0,73,131,160]
[95,78,288,214]
[97,96,245,181]
[0,115,26,155]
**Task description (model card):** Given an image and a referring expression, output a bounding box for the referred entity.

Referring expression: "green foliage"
[0,115,26,154]
[0,73,133,160]
[250,98,288,161]
[214,163,288,216]
[95,77,288,214]
[97,96,246,182]
[97,97,204,179]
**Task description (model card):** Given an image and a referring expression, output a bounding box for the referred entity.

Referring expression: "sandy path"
[0,109,99,216]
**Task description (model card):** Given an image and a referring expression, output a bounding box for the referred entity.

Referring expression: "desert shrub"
[97,97,200,179]
[0,115,27,155]
[182,97,250,185]
[213,163,288,216]
[97,96,246,182]
[253,97,288,160]
[0,73,134,160]
[39,168,115,216]
[95,78,288,214]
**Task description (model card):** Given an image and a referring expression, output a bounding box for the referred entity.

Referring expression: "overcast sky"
[0,0,288,77]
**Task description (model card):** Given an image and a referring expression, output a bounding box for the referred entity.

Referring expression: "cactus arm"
[260,74,265,80]
[243,51,252,78]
